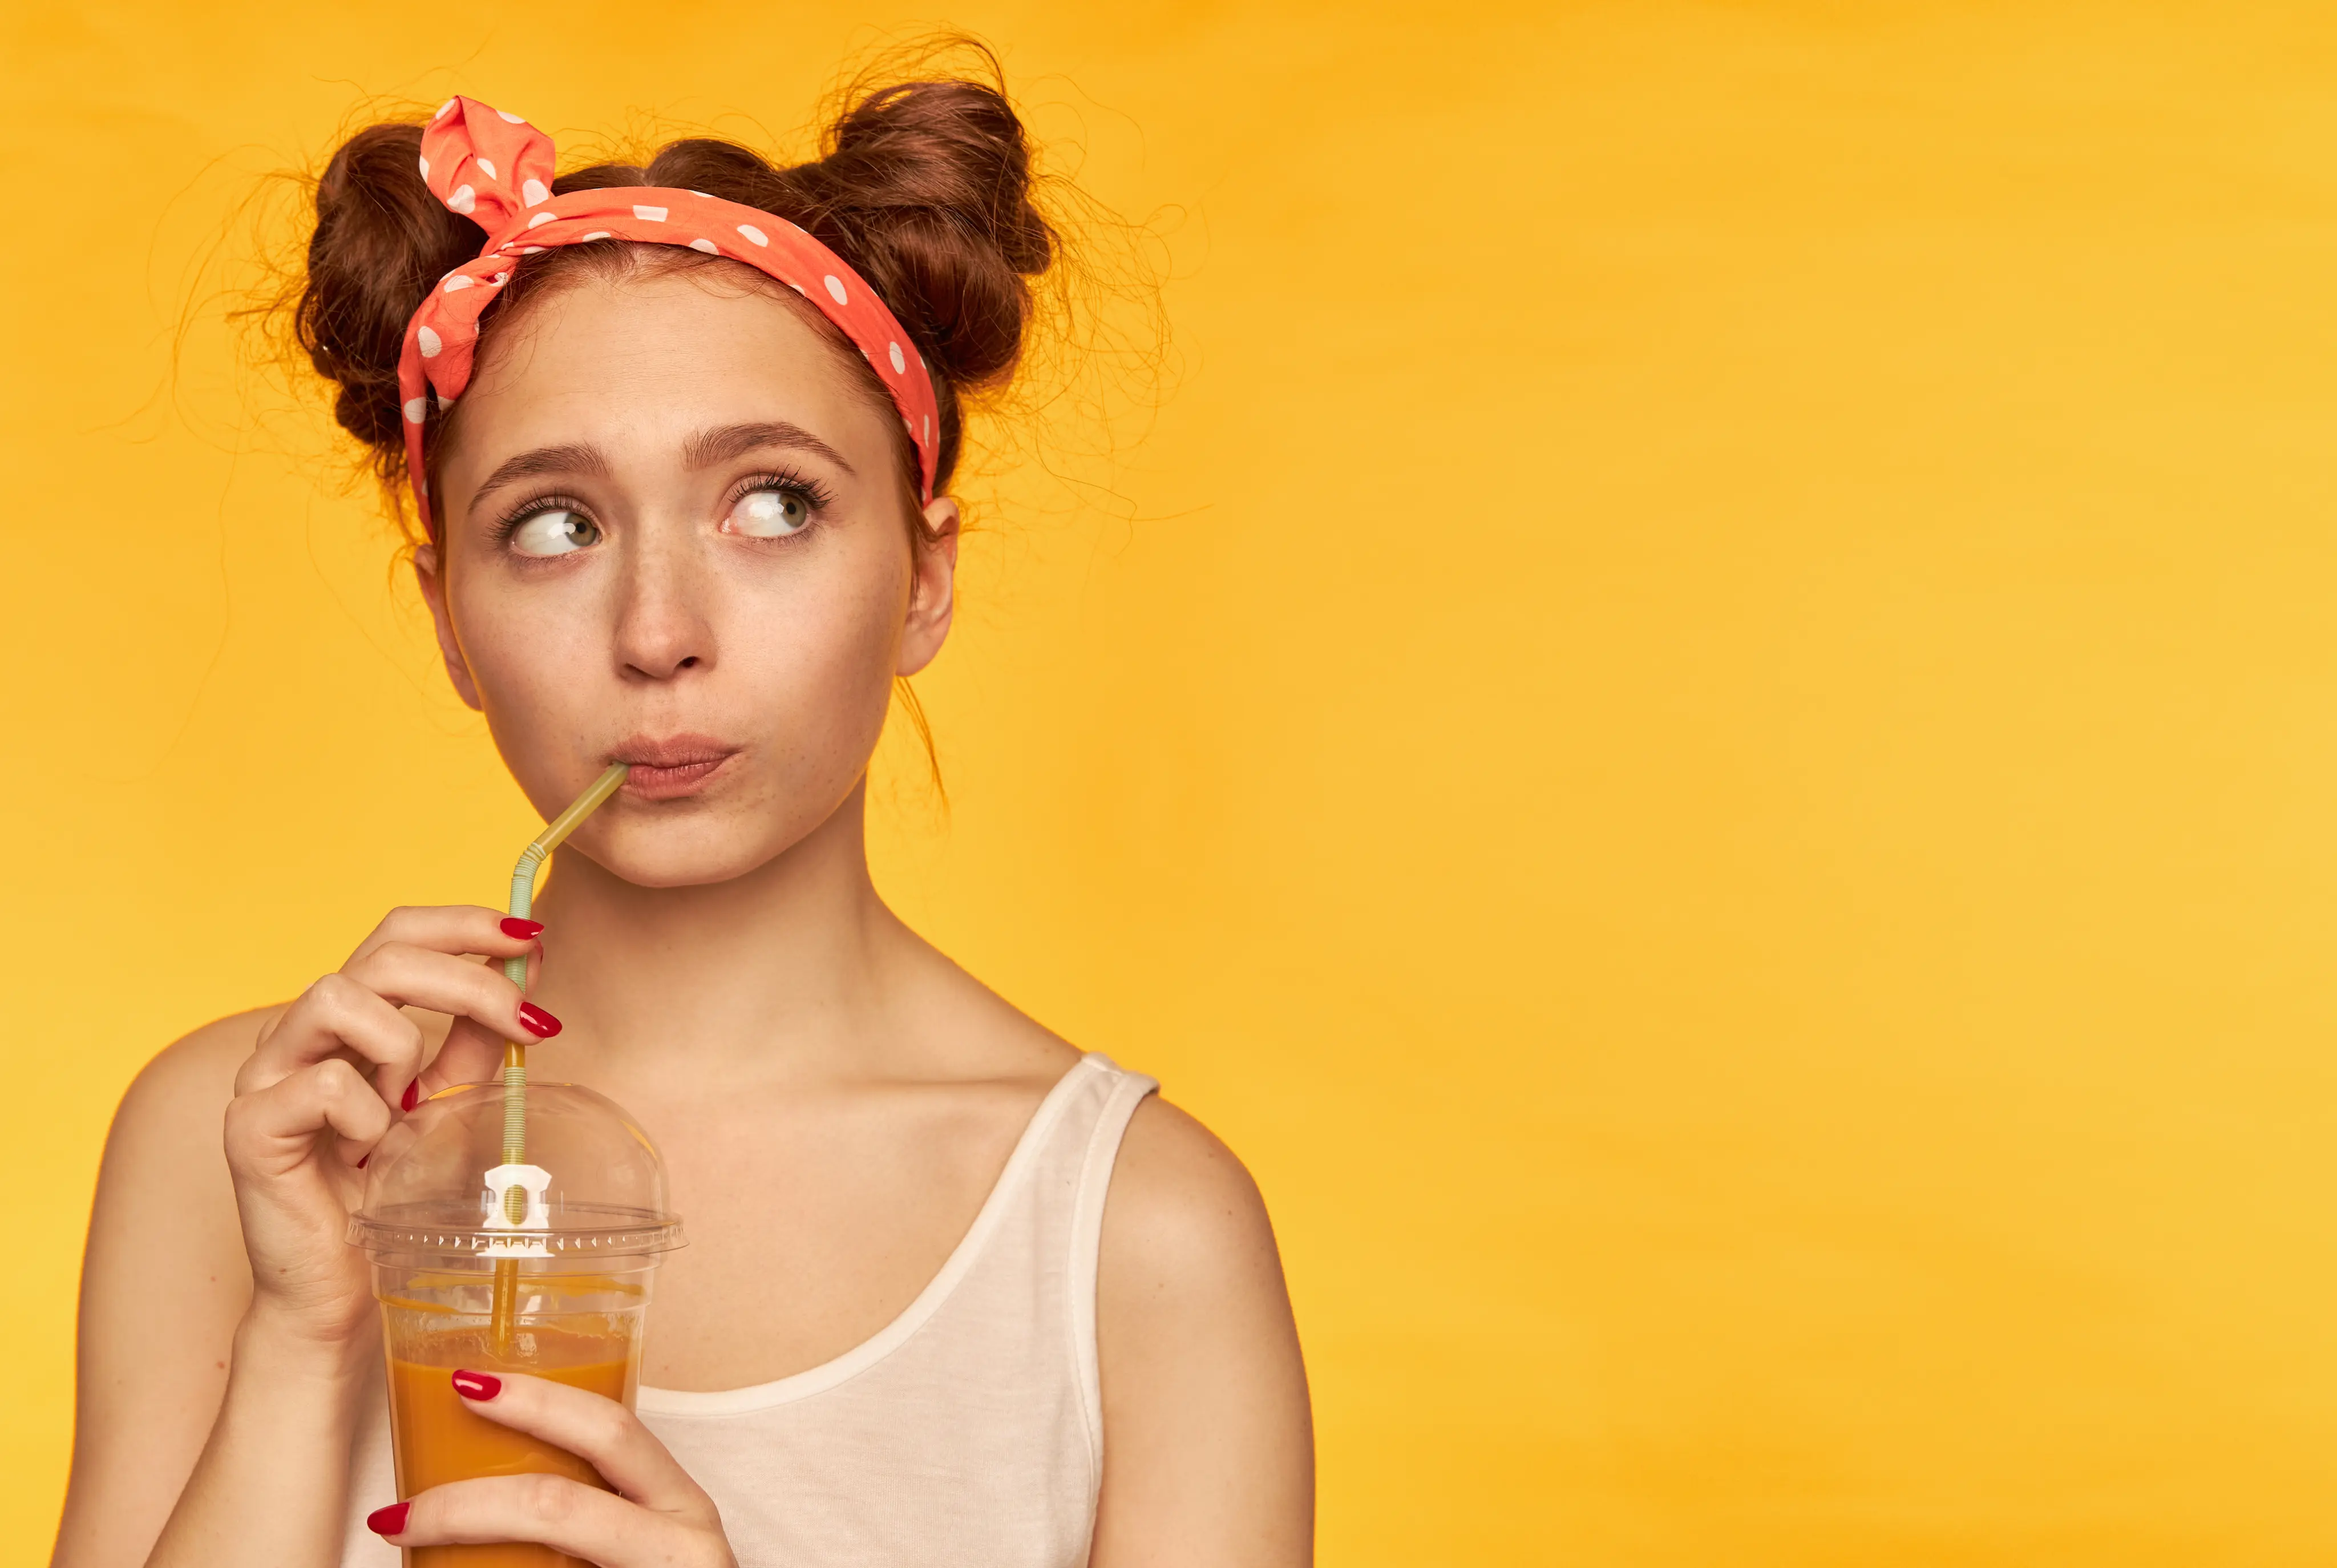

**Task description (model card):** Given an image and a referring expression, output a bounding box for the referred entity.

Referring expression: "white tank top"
[339,1053,1158,1568]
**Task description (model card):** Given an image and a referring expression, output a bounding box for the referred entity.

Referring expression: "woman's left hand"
[366,1372,735,1567]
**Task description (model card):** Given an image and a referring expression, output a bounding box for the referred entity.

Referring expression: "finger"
[423,1015,515,1100]
[378,1474,684,1566]
[346,904,545,967]
[236,975,425,1102]
[345,943,560,1057]
[225,1058,393,1179]
[419,940,546,1096]
[442,1371,717,1516]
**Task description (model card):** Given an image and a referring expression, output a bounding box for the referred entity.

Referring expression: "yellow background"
[6,1,2336,1562]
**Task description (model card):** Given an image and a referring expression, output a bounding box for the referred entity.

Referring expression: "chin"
[591,835,778,890]
[581,809,816,890]
[598,850,771,888]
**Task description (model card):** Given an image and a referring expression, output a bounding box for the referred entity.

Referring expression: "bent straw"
[491,761,628,1354]
[499,761,630,1193]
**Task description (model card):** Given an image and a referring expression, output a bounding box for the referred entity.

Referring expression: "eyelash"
[487,469,838,545]
[490,491,592,545]
[727,468,835,524]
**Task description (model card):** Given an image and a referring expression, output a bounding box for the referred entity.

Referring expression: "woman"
[52,55,1313,1568]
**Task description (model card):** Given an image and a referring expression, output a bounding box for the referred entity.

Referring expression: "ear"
[413,544,485,712]
[897,495,960,678]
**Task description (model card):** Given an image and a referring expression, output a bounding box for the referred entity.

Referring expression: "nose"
[610,522,715,682]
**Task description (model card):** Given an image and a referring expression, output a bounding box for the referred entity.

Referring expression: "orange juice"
[386,1324,638,1568]
[350,1082,682,1566]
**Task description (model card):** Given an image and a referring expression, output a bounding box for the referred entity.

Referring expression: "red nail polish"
[366,1502,411,1536]
[401,1079,421,1112]
[517,1002,562,1038]
[501,916,545,940]
[452,1369,503,1400]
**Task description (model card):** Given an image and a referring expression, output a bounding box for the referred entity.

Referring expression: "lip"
[608,735,739,801]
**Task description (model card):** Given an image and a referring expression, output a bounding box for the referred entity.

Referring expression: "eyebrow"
[464,422,857,518]
[468,443,611,510]
[681,421,856,476]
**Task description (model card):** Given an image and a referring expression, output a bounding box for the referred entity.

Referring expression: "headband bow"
[397,96,941,535]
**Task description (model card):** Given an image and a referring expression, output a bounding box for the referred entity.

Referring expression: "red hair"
[293,43,1056,531]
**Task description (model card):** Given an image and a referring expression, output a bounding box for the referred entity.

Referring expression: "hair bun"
[647,62,1057,456]
[298,123,484,464]
[811,76,1057,388]
[292,43,1062,504]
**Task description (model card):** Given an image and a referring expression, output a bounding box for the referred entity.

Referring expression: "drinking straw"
[499,761,630,1193]
[490,762,628,1353]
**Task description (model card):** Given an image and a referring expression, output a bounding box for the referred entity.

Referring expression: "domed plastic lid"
[348,1082,685,1260]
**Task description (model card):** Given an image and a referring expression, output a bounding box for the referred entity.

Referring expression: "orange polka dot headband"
[398,96,941,537]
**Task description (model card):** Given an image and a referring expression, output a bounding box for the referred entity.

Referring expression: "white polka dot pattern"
[398,94,940,536]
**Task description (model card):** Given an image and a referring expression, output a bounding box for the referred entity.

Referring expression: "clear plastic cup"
[351,1082,685,1568]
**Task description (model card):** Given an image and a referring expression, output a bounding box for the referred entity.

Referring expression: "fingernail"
[366,1502,411,1537]
[452,1369,503,1400]
[401,1079,421,1112]
[501,916,545,940]
[517,1001,562,1038]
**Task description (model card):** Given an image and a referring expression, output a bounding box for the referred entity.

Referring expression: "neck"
[525,776,907,1085]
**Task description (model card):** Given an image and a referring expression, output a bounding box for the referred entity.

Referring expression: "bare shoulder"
[1091,1091,1314,1564]
[1103,1096,1283,1272]
[1098,1090,1300,1372]
[88,1005,282,1298]
[56,1008,285,1568]
[108,1005,278,1157]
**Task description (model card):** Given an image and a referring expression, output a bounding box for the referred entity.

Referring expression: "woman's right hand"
[224,906,558,1348]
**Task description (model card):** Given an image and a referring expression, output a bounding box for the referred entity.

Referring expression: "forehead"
[447,265,892,472]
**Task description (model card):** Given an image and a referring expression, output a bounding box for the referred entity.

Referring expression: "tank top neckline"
[636,1052,1112,1419]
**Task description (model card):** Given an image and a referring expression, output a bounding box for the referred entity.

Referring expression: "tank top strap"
[946,1052,1157,1471]
[1051,1054,1157,1463]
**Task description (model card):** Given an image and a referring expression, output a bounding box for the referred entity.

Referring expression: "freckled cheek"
[449,583,605,735]
[742,573,908,747]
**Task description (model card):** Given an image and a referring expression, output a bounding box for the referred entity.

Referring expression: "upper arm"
[51,1012,269,1568]
[1091,1096,1313,1568]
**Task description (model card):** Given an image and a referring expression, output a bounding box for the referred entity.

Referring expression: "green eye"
[729,488,810,538]
[511,510,600,556]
